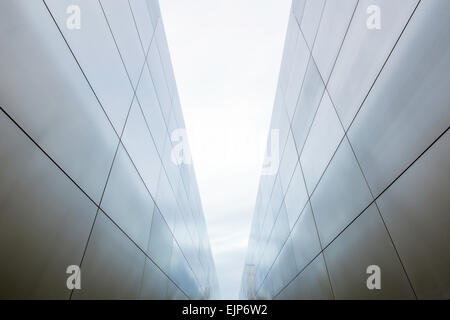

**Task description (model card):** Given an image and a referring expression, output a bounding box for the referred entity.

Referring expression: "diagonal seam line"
[268,127,448,299]
[47,0,202,299]
[41,0,126,140]
[320,0,423,300]
[254,0,425,299]
[255,0,328,296]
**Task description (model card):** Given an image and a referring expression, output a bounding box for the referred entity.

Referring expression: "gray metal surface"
[241,0,450,300]
[0,0,218,299]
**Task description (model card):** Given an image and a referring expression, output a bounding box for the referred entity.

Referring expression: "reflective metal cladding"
[240,0,450,300]
[0,0,219,299]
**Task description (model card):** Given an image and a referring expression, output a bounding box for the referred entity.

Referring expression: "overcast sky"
[159,0,291,299]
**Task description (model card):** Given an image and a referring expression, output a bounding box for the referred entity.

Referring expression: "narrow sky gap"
[159,0,291,299]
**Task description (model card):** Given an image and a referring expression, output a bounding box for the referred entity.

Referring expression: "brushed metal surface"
[73,212,146,299]
[0,111,96,299]
[324,204,415,299]
[377,131,450,299]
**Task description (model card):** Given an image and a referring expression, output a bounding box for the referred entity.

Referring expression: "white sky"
[159,0,291,299]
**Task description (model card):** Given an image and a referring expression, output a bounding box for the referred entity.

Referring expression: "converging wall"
[241,0,450,300]
[0,0,219,299]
